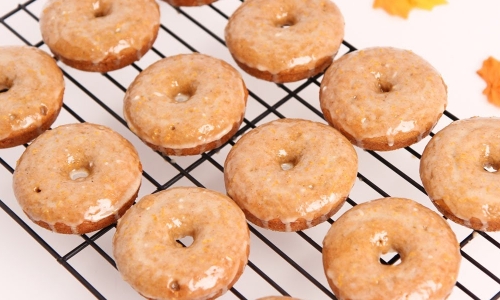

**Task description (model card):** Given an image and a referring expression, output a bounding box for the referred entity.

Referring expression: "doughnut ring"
[13,123,142,234]
[113,187,250,300]
[0,46,64,148]
[40,0,160,72]
[420,117,500,231]
[225,0,345,83]
[224,118,358,231]
[323,197,461,299]
[320,47,447,151]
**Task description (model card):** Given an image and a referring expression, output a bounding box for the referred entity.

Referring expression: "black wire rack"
[1,1,500,299]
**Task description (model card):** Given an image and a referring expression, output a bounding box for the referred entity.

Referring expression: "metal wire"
[1,1,499,299]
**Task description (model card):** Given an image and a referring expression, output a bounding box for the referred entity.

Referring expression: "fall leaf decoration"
[477,57,500,107]
[373,0,447,19]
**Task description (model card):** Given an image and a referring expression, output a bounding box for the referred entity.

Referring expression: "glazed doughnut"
[320,47,447,151]
[124,53,248,156]
[0,46,64,148]
[420,117,500,231]
[163,0,217,6]
[12,123,142,234]
[225,0,344,83]
[40,0,160,72]
[323,197,461,300]
[224,118,358,232]
[113,187,250,300]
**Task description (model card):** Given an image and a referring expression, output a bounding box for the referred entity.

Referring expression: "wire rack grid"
[0,1,500,299]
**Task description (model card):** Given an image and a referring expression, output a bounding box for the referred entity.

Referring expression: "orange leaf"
[373,0,413,18]
[477,57,500,107]
[373,0,447,19]
[412,0,447,11]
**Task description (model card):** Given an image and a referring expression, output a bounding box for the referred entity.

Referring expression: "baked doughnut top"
[224,118,358,231]
[225,0,344,82]
[13,123,142,234]
[323,197,461,300]
[113,187,250,300]
[0,46,64,148]
[40,0,160,72]
[124,53,247,156]
[420,117,500,231]
[320,47,447,151]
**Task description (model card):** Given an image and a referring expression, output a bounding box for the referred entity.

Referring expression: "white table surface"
[1,0,500,299]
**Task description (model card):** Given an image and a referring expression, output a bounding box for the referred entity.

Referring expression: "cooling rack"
[1,0,500,299]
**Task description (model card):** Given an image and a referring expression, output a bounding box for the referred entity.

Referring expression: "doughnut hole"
[276,134,304,171]
[172,227,196,248]
[93,0,112,18]
[379,250,401,266]
[483,161,499,173]
[280,157,299,171]
[371,233,403,266]
[274,9,297,29]
[378,81,393,93]
[70,168,91,180]
[63,155,94,181]
[277,16,297,29]
[178,235,194,247]
[482,150,500,173]
[168,81,197,104]
[174,92,191,103]
[369,70,395,94]
[0,77,13,93]
[278,152,301,171]
[478,143,500,173]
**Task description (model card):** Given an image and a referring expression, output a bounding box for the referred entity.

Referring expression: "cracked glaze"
[113,187,250,300]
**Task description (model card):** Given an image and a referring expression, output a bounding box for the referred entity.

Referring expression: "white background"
[1,0,500,299]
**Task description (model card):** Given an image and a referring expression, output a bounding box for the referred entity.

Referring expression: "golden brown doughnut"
[323,197,461,300]
[12,123,142,234]
[0,46,64,148]
[420,117,500,231]
[124,53,248,156]
[40,0,160,72]
[113,187,250,300]
[320,47,448,151]
[225,0,345,83]
[224,118,358,232]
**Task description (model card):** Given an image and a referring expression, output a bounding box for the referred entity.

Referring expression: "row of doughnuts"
[3,0,498,299]
[9,119,460,300]
[7,0,448,154]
